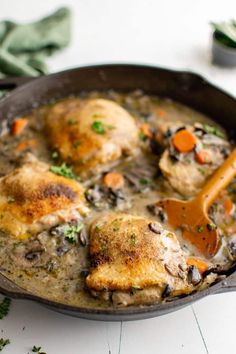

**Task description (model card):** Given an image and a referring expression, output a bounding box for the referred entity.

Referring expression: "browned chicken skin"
[86,213,193,306]
[45,98,139,175]
[0,155,88,238]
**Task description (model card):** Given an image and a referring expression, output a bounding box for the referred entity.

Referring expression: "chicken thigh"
[0,155,88,238]
[86,213,193,306]
[45,98,139,175]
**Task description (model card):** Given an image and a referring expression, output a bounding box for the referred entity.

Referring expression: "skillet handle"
[0,77,34,91]
[214,272,236,294]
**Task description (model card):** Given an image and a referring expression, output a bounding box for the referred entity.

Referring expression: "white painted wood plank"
[120,306,207,354]
[192,292,236,354]
[0,297,121,354]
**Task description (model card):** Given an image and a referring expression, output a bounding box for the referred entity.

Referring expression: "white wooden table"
[1,1,236,353]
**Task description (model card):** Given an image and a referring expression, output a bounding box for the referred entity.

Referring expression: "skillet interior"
[0,64,236,321]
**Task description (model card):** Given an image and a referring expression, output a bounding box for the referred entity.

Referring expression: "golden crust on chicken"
[0,156,88,238]
[45,98,139,175]
[86,213,192,298]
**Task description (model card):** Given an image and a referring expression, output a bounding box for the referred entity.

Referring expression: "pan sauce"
[0,90,236,308]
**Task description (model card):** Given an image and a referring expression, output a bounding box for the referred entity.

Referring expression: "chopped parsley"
[113,227,120,232]
[139,178,151,185]
[51,151,59,159]
[7,196,15,204]
[0,298,11,319]
[203,124,225,139]
[139,131,146,141]
[63,222,84,243]
[0,338,10,351]
[197,167,205,175]
[32,345,46,354]
[91,121,106,134]
[197,225,203,233]
[50,163,76,179]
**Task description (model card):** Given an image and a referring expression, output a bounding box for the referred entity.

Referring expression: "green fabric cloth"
[0,7,71,78]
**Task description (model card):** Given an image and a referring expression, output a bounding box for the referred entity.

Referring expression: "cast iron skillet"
[0,64,236,321]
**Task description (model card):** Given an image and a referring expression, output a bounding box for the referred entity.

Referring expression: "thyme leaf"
[0,298,11,320]
[63,222,84,243]
[50,163,76,179]
[203,124,225,139]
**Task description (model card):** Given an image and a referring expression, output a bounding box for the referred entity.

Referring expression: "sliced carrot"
[103,172,125,189]
[157,109,167,118]
[140,123,152,139]
[11,118,28,136]
[16,139,36,152]
[195,150,212,164]
[172,129,197,153]
[187,257,209,273]
[224,197,234,215]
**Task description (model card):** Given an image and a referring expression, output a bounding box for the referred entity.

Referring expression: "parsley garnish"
[0,298,11,319]
[139,131,146,141]
[91,121,106,134]
[203,124,225,139]
[197,167,205,175]
[63,222,84,243]
[32,345,46,354]
[0,338,10,351]
[139,178,150,185]
[50,163,76,179]
[197,225,203,233]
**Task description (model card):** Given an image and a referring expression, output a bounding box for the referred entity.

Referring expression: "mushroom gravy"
[0,89,235,308]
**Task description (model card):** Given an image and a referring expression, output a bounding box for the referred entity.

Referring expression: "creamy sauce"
[0,90,235,308]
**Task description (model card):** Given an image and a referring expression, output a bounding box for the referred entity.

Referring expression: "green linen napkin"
[0,7,71,78]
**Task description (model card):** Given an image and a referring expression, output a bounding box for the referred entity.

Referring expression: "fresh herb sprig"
[0,338,10,351]
[63,222,84,243]
[203,124,225,139]
[50,163,76,180]
[32,345,46,354]
[0,298,11,320]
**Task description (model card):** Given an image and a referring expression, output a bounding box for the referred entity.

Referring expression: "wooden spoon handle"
[196,148,236,210]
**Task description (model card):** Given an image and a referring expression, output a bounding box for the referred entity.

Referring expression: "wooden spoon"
[155,148,236,259]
